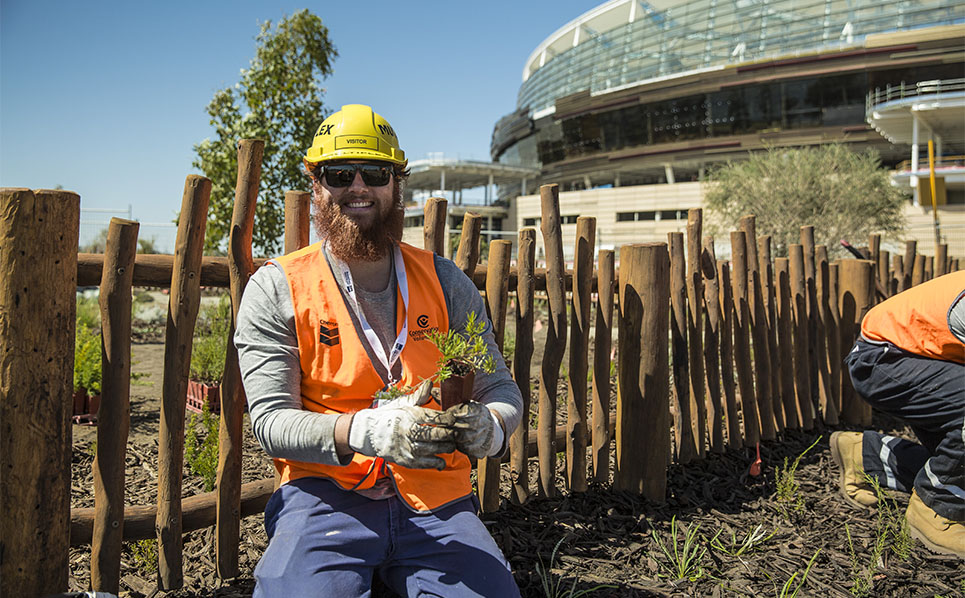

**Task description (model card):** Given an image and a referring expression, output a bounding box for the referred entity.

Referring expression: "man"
[236,104,523,596]
[830,270,964,558]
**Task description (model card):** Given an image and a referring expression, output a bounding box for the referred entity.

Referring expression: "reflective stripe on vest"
[861,271,965,363]
[273,242,472,512]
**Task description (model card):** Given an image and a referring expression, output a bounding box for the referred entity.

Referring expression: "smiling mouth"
[343,201,375,209]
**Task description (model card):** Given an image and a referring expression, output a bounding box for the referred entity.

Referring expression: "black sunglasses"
[317,163,393,188]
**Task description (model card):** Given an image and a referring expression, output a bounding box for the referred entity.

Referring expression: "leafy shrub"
[185,404,219,491]
[74,322,102,395]
[76,294,100,330]
[190,296,231,384]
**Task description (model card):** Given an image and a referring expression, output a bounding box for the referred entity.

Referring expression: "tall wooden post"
[157,176,211,589]
[592,249,615,482]
[828,263,842,418]
[537,185,567,497]
[814,246,836,425]
[912,254,926,287]
[479,240,512,511]
[454,213,483,279]
[800,227,819,425]
[686,210,706,456]
[902,240,917,291]
[566,218,595,492]
[878,249,890,294]
[423,197,448,257]
[936,244,948,277]
[718,262,741,449]
[510,229,536,504]
[789,245,813,430]
[775,258,798,429]
[218,139,263,578]
[92,218,139,593]
[283,190,311,254]
[742,217,774,440]
[730,231,759,446]
[669,232,694,462]
[759,236,783,433]
[616,243,670,500]
[838,260,875,425]
[0,188,79,596]
[702,238,724,453]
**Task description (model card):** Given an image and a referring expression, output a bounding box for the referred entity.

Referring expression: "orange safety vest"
[272,242,472,512]
[861,271,965,364]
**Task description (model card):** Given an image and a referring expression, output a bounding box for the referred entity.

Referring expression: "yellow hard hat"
[304,104,406,166]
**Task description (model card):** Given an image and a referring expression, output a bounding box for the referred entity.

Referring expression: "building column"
[583,175,591,189]
[521,177,528,196]
[911,113,919,206]
[664,163,676,184]
[440,168,447,201]
[614,173,621,187]
[488,174,495,206]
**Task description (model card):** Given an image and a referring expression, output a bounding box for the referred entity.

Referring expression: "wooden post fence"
[616,243,670,499]
[510,228,536,504]
[838,259,875,426]
[701,238,724,453]
[591,249,615,482]
[217,139,263,578]
[730,231,759,447]
[669,231,694,462]
[0,188,80,597]
[283,190,311,253]
[537,184,567,498]
[423,197,447,257]
[92,218,139,593]
[566,217,595,492]
[157,175,211,590]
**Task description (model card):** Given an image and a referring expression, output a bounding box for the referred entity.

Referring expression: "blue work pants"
[253,477,521,598]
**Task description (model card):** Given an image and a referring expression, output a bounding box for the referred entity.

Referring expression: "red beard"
[312,191,404,262]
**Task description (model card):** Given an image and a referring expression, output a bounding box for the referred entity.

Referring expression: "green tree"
[193,10,337,256]
[705,144,907,258]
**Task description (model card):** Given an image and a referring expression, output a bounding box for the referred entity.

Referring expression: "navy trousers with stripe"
[846,338,965,521]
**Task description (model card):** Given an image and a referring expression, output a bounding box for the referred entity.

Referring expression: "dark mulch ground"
[67,343,964,597]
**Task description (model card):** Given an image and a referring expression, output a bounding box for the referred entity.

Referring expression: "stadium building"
[488,0,965,258]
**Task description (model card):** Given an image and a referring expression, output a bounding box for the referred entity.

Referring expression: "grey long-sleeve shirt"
[235,245,522,467]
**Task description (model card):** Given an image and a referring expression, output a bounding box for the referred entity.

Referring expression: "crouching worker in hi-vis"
[235,104,523,596]
[830,270,964,558]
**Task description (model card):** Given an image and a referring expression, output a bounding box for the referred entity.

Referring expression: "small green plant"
[845,474,912,597]
[776,548,820,598]
[710,523,773,560]
[427,311,496,381]
[131,538,158,574]
[74,322,102,395]
[845,523,871,597]
[775,435,821,517]
[185,404,219,491]
[650,516,708,583]
[373,311,497,403]
[866,474,911,561]
[76,294,100,330]
[190,296,231,384]
[535,536,616,598]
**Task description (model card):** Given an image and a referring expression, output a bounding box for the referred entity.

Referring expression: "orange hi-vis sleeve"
[861,271,965,364]
[272,242,472,512]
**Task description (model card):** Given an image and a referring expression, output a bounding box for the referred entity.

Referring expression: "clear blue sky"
[1,0,595,249]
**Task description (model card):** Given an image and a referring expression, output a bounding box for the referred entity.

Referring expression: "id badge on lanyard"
[328,244,410,402]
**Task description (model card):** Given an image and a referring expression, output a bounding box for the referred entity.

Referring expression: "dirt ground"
[68,330,964,596]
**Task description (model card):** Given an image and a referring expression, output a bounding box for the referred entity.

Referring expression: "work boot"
[906,490,965,558]
[829,431,877,508]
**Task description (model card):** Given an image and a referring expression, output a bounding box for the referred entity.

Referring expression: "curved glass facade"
[518,0,964,115]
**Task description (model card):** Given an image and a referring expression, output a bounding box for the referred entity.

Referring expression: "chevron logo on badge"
[319,321,340,346]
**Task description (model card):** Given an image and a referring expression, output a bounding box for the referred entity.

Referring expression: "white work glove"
[446,401,504,459]
[349,380,458,470]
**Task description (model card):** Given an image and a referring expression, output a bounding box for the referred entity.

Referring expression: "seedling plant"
[535,536,616,598]
[373,310,496,403]
[775,435,821,519]
[650,515,708,584]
